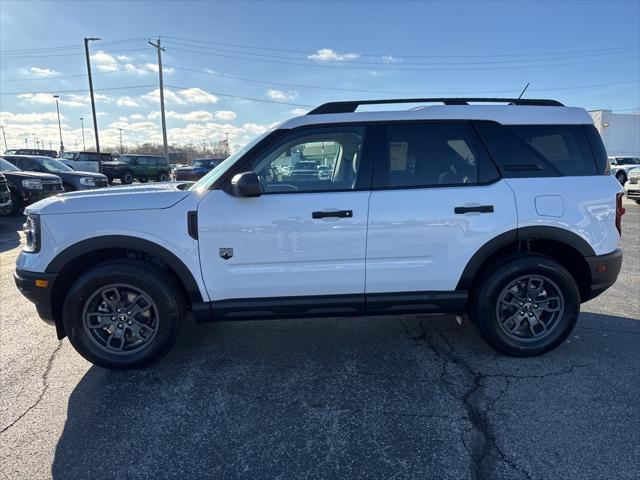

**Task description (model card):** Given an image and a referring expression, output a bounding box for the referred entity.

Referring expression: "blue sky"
[1,0,638,151]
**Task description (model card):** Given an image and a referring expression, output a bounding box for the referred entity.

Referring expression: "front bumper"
[584,249,623,301]
[22,189,63,206]
[624,181,640,199]
[14,268,58,327]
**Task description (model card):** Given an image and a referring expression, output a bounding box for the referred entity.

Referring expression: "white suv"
[14,98,625,369]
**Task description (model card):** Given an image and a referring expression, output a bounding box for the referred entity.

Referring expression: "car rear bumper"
[14,268,58,327]
[584,249,623,301]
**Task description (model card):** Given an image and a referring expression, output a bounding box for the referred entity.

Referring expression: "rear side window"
[582,125,609,174]
[374,122,498,188]
[506,125,597,176]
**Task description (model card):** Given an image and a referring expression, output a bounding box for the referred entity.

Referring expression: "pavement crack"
[0,340,63,435]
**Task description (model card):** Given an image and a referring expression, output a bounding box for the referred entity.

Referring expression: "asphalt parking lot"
[0,199,638,480]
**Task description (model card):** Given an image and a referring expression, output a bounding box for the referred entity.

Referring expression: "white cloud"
[308,48,359,62]
[142,87,218,105]
[27,67,60,77]
[129,113,145,121]
[91,51,119,72]
[116,54,132,62]
[17,93,87,108]
[380,55,401,63]
[267,89,298,101]
[144,63,174,74]
[289,108,308,116]
[116,96,141,107]
[214,110,237,120]
[0,111,63,123]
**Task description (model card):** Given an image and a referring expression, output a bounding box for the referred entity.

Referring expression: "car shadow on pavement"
[51,311,640,480]
[0,216,22,253]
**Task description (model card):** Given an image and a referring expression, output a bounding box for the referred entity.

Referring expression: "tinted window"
[506,125,597,176]
[137,157,150,165]
[250,127,365,193]
[78,152,98,162]
[376,123,495,188]
[0,158,21,172]
[583,125,608,174]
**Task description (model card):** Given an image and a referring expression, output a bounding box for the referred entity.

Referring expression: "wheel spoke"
[536,296,562,312]
[101,287,122,312]
[107,326,126,351]
[526,277,545,297]
[528,313,548,337]
[86,312,115,329]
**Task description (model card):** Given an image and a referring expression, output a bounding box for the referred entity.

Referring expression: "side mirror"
[231,171,262,197]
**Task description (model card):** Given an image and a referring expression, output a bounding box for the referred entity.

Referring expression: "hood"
[101,161,127,167]
[54,170,107,179]
[2,170,61,181]
[176,166,208,172]
[26,182,192,215]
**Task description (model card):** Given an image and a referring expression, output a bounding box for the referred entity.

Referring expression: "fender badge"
[219,248,233,260]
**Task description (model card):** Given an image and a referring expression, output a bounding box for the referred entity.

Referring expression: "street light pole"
[80,117,86,150]
[84,37,101,169]
[53,95,64,153]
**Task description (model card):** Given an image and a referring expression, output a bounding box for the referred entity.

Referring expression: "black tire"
[616,171,626,184]
[62,261,185,369]
[470,255,580,357]
[120,171,134,184]
[62,182,75,192]
[157,171,169,182]
[106,176,114,185]
[8,190,21,216]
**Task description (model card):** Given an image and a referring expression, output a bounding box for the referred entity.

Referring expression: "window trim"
[219,123,377,195]
[371,120,501,191]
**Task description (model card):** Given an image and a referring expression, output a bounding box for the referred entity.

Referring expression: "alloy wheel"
[82,283,160,355]
[495,274,564,343]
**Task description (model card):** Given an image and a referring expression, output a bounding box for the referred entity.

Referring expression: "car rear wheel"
[157,171,169,182]
[120,171,134,184]
[62,261,184,369]
[470,255,580,356]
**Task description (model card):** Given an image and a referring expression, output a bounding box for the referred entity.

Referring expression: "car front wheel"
[616,171,627,184]
[470,255,580,356]
[120,171,134,184]
[62,261,184,369]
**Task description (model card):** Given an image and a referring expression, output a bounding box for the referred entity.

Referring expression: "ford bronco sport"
[14,98,624,369]
[102,154,170,184]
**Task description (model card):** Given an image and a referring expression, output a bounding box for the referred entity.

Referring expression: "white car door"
[365,122,517,311]
[197,125,374,317]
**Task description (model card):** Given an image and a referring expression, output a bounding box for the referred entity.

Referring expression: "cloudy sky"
[1,0,638,153]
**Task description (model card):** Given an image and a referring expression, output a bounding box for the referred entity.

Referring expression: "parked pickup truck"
[174,158,225,181]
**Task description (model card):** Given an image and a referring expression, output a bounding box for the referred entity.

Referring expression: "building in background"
[589,110,640,157]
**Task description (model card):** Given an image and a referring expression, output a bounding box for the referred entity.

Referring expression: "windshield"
[0,158,21,172]
[192,160,213,168]
[190,130,273,191]
[616,158,640,165]
[61,152,77,160]
[39,158,73,172]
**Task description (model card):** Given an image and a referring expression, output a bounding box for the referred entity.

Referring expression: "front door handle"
[312,210,353,219]
[454,205,494,214]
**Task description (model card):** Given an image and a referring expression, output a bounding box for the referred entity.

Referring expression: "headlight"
[629,170,640,177]
[79,177,96,186]
[22,179,43,190]
[22,215,40,253]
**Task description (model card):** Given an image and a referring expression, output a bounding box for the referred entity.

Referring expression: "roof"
[280,102,594,130]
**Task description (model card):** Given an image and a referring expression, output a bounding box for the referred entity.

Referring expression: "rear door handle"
[454,205,494,214]
[312,210,353,219]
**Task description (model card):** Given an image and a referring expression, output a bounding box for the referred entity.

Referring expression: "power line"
[163,35,638,60]
[0,84,158,95]
[1,68,137,82]
[0,47,150,60]
[163,85,312,107]
[163,40,638,67]
[167,64,640,96]
[0,37,153,54]
[164,45,639,72]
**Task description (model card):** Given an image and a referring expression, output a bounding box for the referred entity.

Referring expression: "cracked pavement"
[1,198,639,480]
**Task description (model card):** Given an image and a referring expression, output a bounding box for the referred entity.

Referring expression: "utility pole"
[118,128,124,154]
[49,141,53,150]
[148,37,168,162]
[53,94,64,153]
[80,117,86,150]
[0,125,7,151]
[84,37,101,168]
[32,133,36,148]
[24,138,28,148]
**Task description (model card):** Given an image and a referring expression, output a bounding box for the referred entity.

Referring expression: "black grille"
[0,180,8,193]
[42,181,63,192]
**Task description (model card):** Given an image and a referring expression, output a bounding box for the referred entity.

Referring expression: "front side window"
[0,158,21,172]
[39,158,73,172]
[61,152,77,160]
[377,123,487,188]
[78,153,98,162]
[250,127,365,193]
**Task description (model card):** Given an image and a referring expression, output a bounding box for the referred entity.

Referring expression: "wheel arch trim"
[45,235,204,303]
[456,226,595,290]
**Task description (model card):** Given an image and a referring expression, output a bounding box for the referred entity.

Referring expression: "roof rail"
[307,98,564,115]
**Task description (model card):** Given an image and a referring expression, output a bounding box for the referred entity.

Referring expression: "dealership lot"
[0,199,638,480]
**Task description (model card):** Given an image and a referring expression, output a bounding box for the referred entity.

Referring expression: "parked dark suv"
[174,158,225,181]
[3,155,108,191]
[0,157,63,215]
[102,154,170,184]
[0,172,12,216]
